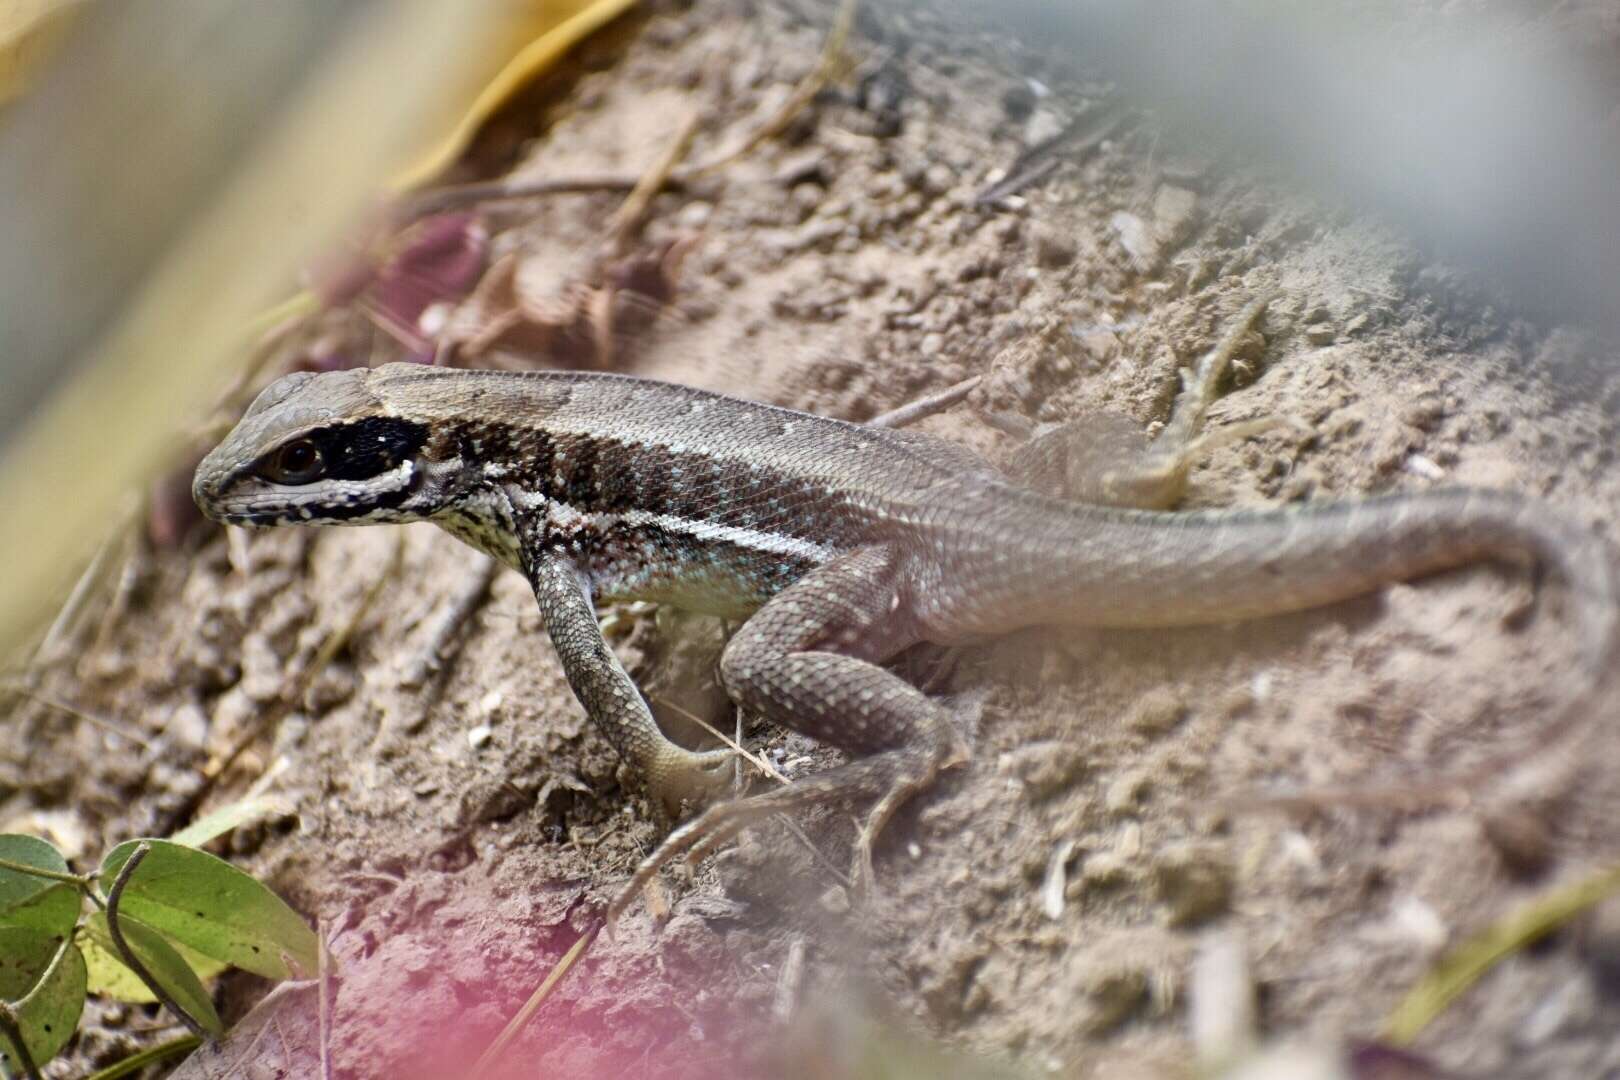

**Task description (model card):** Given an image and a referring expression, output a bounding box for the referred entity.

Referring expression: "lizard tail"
[944,486,1618,817]
[1476,502,1618,816]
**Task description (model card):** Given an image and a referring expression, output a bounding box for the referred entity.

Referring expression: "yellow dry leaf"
[0,2,505,654]
[0,0,641,652]
[391,0,639,190]
[0,0,84,108]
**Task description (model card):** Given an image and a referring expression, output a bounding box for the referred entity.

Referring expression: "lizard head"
[193,366,461,527]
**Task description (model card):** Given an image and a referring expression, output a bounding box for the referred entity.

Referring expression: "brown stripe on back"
[471,421,879,549]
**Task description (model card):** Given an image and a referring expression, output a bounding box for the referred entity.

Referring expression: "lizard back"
[368,364,994,611]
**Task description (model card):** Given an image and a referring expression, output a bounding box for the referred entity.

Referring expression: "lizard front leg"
[526,554,735,817]
[608,544,972,923]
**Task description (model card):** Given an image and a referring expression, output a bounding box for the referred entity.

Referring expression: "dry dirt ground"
[7,1,1620,1077]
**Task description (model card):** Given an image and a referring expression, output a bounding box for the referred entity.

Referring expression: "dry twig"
[866,376,981,430]
[470,926,599,1074]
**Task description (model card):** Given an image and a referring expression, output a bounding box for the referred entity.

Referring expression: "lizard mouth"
[193,409,435,526]
[192,458,421,526]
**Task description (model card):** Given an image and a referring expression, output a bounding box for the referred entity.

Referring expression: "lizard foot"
[847,769,935,898]
[1003,293,1291,509]
[645,745,741,820]
[607,737,970,930]
[848,714,974,895]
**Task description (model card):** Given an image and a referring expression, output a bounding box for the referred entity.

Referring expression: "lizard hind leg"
[606,545,972,926]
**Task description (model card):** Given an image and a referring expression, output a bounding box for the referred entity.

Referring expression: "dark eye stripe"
[322,417,429,480]
[260,417,429,483]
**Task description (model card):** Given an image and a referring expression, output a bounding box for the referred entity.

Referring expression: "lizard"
[192,297,1618,921]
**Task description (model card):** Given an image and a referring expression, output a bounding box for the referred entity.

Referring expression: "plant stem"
[0,1002,42,1080]
[81,1034,202,1080]
[104,843,209,1040]
[0,855,89,888]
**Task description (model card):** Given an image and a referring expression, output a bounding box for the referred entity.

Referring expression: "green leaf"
[99,840,317,980]
[0,927,58,1000]
[169,797,288,849]
[0,936,85,1076]
[78,916,228,1004]
[76,926,155,1005]
[0,835,79,939]
[84,912,221,1036]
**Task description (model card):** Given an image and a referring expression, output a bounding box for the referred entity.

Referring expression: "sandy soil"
[7,1,1620,1077]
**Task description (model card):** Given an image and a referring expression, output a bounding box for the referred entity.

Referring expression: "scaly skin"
[193,303,1618,920]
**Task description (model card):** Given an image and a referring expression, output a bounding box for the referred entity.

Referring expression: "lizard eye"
[260,439,325,485]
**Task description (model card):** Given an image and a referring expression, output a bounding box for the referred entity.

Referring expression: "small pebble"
[1082,851,1130,886]
[675,200,714,230]
[1024,107,1067,146]
[1001,82,1036,121]
[1278,830,1322,874]
[1153,185,1199,247]
[1385,895,1448,952]
[1127,687,1187,736]
[1105,770,1150,815]
[1110,211,1160,271]
[1071,966,1148,1035]
[1403,454,1445,480]
[165,702,211,754]
[1001,740,1087,800]
[1480,805,1555,879]
[1033,225,1078,268]
[921,163,954,198]
[1152,843,1234,927]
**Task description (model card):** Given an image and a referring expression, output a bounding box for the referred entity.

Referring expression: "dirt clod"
[1152,843,1235,927]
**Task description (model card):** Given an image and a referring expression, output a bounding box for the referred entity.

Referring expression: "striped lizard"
[192,299,1618,919]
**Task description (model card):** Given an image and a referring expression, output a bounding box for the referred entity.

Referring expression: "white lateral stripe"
[632,510,836,564]
[507,490,836,564]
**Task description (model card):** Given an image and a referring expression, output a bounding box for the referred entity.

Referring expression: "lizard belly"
[577,516,827,618]
[505,489,838,616]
